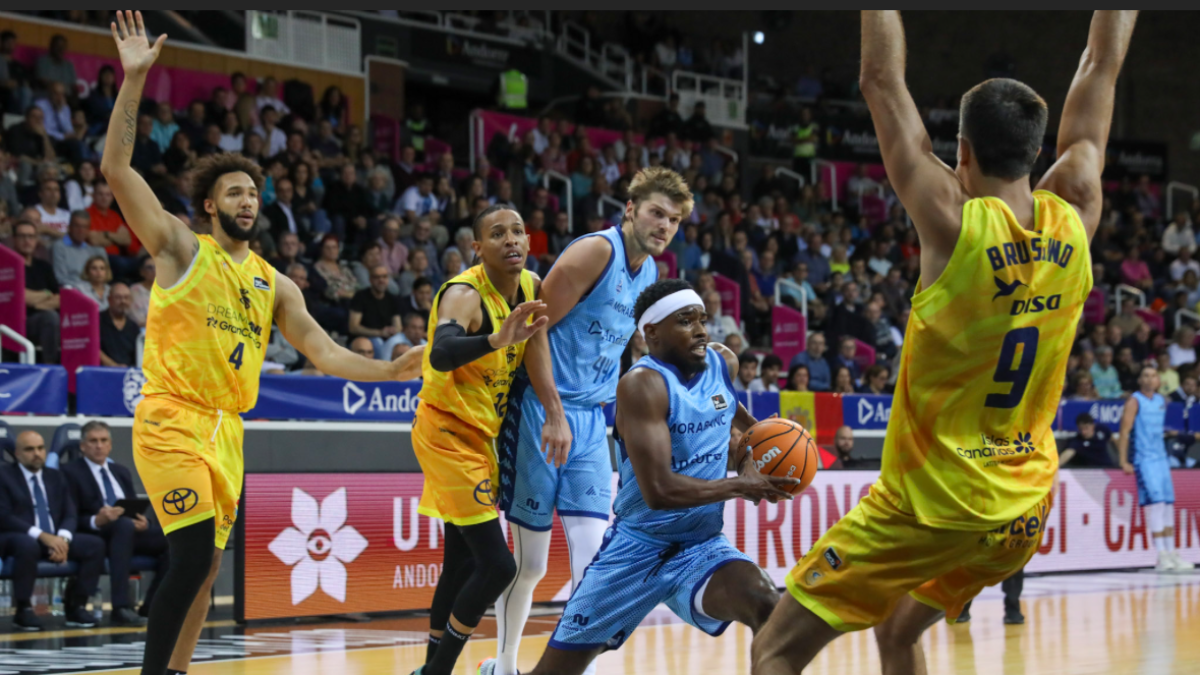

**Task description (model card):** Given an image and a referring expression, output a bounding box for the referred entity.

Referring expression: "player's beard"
[216,208,257,242]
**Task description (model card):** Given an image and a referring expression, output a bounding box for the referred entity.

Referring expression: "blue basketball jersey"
[547,226,658,407]
[1130,391,1167,464]
[613,348,736,543]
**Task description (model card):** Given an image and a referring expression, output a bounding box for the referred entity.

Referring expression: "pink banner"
[60,287,99,393]
[475,110,640,160]
[713,273,741,326]
[14,45,254,113]
[1083,288,1106,325]
[772,304,807,371]
[0,245,25,354]
[239,469,1200,622]
[853,339,877,372]
[654,250,677,280]
[370,114,401,163]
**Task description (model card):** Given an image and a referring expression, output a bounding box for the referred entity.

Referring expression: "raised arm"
[523,240,609,466]
[1036,11,1138,237]
[274,270,410,382]
[99,11,195,284]
[616,369,793,510]
[860,11,967,261]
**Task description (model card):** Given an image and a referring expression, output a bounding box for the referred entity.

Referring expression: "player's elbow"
[427,343,457,373]
[858,68,892,97]
[643,482,683,511]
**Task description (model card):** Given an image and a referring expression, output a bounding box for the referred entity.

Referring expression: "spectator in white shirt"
[748,354,783,393]
[252,106,288,157]
[702,290,741,345]
[218,111,244,153]
[396,174,436,223]
[255,76,291,116]
[1163,212,1197,256]
[846,164,881,201]
[35,179,71,240]
[733,354,758,393]
[867,240,893,278]
[1170,247,1200,282]
[532,116,553,155]
[1168,326,1197,369]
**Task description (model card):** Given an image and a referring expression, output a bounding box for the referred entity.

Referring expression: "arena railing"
[1167,182,1199,221]
[671,70,747,129]
[542,170,573,228]
[245,10,362,75]
[1177,309,1200,334]
[775,278,808,320]
[812,160,839,212]
[1114,284,1146,311]
[774,167,807,191]
[0,326,35,365]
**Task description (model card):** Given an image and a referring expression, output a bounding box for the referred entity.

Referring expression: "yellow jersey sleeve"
[877,191,1092,529]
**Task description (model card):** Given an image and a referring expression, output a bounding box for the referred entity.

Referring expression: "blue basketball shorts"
[1135,458,1175,506]
[549,526,751,651]
[499,379,613,531]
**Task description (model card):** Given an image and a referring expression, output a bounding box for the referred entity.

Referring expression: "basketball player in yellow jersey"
[752,11,1138,675]
[101,13,424,675]
[411,205,547,675]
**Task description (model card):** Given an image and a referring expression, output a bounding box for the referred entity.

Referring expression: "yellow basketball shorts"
[412,404,499,527]
[786,485,1053,631]
[133,395,244,550]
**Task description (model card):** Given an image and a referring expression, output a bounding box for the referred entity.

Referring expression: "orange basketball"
[738,418,819,495]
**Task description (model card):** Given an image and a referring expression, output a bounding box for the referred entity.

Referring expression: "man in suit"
[0,431,105,631]
[264,177,310,247]
[64,421,169,626]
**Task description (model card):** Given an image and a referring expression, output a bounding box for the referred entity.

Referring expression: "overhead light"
[753,31,765,45]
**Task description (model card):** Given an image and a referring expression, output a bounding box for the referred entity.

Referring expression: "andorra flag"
[778,392,844,447]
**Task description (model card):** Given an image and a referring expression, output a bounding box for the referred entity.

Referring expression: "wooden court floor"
[4,571,1198,675]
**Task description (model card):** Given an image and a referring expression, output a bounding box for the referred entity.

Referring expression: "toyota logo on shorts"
[473,480,496,506]
[162,488,199,515]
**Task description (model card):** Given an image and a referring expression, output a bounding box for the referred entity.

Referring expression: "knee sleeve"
[449,521,516,628]
[562,516,607,590]
[166,518,217,589]
[513,525,551,583]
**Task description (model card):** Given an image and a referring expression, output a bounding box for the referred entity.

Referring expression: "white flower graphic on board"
[268,488,368,605]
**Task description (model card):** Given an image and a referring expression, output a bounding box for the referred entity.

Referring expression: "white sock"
[1164,506,1176,552]
[1154,536,1168,553]
[562,515,609,675]
[495,525,552,675]
[1146,503,1165,534]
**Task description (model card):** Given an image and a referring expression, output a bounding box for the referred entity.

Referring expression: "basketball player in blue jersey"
[480,279,797,675]
[488,168,692,675]
[1118,366,1195,572]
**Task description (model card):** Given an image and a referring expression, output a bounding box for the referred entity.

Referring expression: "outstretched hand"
[111,10,166,76]
[490,301,549,350]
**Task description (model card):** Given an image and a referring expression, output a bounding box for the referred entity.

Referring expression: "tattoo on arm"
[121,101,137,148]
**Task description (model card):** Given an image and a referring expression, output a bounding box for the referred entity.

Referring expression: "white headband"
[638,289,706,339]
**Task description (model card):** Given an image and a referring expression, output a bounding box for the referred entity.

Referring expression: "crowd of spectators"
[5,22,1200,455]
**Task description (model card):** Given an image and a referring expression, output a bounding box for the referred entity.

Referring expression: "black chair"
[0,421,13,462]
[49,423,82,468]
